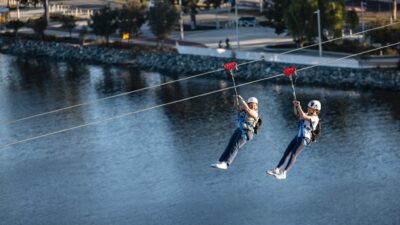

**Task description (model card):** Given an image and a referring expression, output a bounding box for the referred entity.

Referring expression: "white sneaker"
[266,169,279,176]
[275,172,287,180]
[211,161,228,170]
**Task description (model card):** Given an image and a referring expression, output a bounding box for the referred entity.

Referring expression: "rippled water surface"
[0,54,399,225]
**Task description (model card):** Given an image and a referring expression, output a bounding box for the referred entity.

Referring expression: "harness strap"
[237,112,244,131]
[238,111,258,133]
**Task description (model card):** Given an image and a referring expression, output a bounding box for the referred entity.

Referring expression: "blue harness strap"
[237,111,256,141]
[296,119,313,145]
[296,119,304,138]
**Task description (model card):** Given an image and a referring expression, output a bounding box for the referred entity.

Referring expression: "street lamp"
[361,1,367,33]
[314,9,322,57]
[179,0,184,40]
[17,0,20,19]
[234,0,240,49]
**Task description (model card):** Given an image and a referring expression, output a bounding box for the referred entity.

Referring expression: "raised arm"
[294,101,313,121]
[238,96,258,118]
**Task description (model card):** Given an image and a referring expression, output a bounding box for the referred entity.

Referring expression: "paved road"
[7,19,292,51]
[169,27,292,51]
[1,1,293,51]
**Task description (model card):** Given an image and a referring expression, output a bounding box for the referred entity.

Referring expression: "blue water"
[0,54,399,225]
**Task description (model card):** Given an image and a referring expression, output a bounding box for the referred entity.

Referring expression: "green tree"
[148,1,179,45]
[367,19,400,45]
[167,0,198,30]
[346,10,359,31]
[321,0,346,37]
[181,0,198,30]
[60,15,76,38]
[284,0,316,47]
[90,6,119,44]
[6,20,25,37]
[285,0,346,47]
[204,0,224,28]
[263,0,290,34]
[27,17,47,39]
[117,0,147,41]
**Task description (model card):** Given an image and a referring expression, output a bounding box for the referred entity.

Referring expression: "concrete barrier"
[176,43,365,69]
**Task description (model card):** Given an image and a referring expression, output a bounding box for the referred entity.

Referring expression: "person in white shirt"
[267,100,321,179]
[211,95,259,170]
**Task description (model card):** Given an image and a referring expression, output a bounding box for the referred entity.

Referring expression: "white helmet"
[247,97,258,104]
[308,100,321,111]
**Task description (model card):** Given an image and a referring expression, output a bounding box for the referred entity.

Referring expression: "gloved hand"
[237,95,246,104]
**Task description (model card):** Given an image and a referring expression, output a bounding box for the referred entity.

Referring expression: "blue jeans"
[276,137,308,172]
[219,128,254,166]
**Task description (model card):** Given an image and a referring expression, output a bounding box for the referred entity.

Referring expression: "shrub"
[60,15,76,38]
[27,17,48,39]
[366,18,400,46]
[148,1,179,46]
[89,6,118,44]
[6,20,25,36]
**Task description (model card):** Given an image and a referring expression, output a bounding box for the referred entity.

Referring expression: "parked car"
[238,16,256,27]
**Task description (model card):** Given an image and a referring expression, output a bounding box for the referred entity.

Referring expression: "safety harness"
[224,61,260,135]
[238,110,259,133]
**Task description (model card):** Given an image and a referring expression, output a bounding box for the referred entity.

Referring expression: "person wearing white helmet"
[211,95,260,170]
[267,99,321,179]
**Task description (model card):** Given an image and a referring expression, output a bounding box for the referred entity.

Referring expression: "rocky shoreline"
[1,37,399,91]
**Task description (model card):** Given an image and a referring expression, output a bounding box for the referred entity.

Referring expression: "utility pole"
[361,1,367,33]
[235,0,240,49]
[17,0,20,19]
[44,0,49,22]
[314,9,322,57]
[179,0,184,40]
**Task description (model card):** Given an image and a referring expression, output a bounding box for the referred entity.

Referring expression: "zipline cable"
[1,22,399,126]
[1,41,399,150]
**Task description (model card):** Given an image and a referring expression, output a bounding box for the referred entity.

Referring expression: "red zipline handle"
[223,62,238,71]
[283,66,296,77]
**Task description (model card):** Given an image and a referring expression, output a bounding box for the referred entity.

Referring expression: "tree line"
[4,0,399,49]
[5,0,180,45]
[89,0,180,44]
[264,0,399,47]
[265,0,351,47]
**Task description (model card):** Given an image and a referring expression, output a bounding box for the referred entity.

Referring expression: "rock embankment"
[1,37,399,90]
